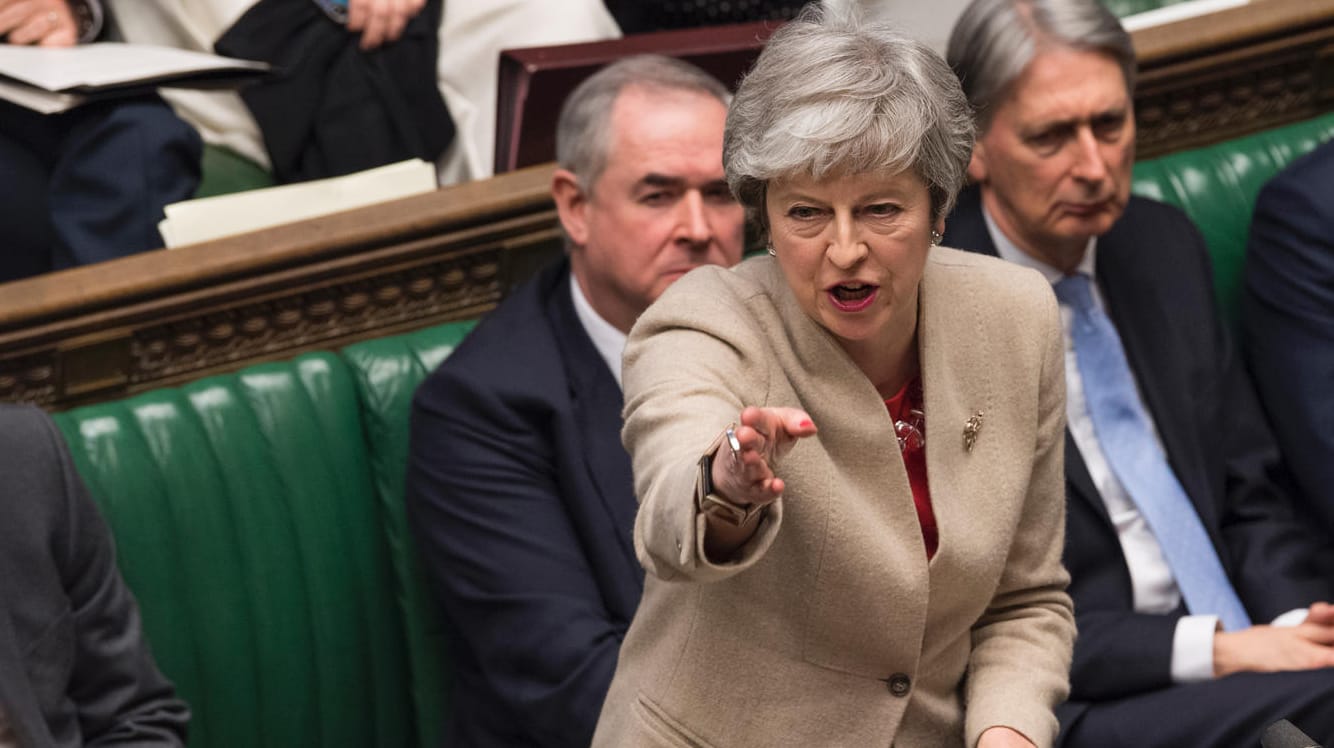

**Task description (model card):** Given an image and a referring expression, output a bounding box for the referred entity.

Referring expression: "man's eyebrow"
[1028,106,1128,134]
[639,173,685,189]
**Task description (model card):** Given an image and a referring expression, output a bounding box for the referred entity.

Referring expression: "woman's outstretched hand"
[709,406,818,510]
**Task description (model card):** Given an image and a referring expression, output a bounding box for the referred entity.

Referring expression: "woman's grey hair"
[947,0,1135,132]
[556,54,731,192]
[724,6,975,230]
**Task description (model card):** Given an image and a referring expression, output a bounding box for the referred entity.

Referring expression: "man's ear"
[966,141,988,184]
[552,168,590,248]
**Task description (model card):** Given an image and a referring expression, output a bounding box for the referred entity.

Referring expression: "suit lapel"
[1094,225,1210,513]
[546,271,639,560]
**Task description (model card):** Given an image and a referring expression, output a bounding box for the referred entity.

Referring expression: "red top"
[885,376,937,559]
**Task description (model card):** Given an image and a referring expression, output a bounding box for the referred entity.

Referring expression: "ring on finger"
[724,424,741,466]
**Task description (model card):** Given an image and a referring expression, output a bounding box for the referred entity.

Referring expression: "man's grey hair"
[947,0,1135,132]
[724,5,975,229]
[555,54,732,191]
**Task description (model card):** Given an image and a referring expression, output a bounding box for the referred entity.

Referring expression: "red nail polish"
[799,419,813,428]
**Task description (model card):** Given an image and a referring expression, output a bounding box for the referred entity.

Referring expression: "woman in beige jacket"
[592,8,1075,748]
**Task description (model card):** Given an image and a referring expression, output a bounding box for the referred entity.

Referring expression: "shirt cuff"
[1272,608,1309,628]
[1170,614,1219,683]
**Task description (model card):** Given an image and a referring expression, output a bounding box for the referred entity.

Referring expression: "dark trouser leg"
[0,124,54,282]
[47,95,201,268]
[1059,668,1334,747]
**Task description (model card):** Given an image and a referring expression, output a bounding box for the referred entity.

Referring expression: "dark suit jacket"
[405,258,642,747]
[1243,141,1334,540]
[945,186,1334,705]
[0,404,188,747]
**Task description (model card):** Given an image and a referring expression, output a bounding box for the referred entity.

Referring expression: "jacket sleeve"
[620,277,783,584]
[1241,148,1334,547]
[1200,214,1334,619]
[37,408,190,746]
[405,365,623,747]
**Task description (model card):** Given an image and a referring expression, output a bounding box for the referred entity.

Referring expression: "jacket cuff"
[70,0,103,43]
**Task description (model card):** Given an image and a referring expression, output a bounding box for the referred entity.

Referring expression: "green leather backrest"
[1103,0,1192,16]
[1132,111,1334,321]
[341,320,477,748]
[53,354,415,748]
[195,144,275,200]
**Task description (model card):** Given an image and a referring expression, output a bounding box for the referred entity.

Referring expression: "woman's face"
[766,169,940,356]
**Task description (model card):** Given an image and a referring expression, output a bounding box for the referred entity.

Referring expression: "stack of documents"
[158,159,439,248]
[0,42,268,114]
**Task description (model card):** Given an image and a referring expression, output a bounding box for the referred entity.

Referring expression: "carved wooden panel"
[1132,0,1334,158]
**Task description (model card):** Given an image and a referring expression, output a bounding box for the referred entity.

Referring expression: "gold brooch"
[963,411,984,452]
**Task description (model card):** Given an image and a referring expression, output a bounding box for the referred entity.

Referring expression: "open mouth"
[827,283,878,312]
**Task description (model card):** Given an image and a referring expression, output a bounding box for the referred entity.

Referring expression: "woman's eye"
[864,203,900,218]
[788,206,821,220]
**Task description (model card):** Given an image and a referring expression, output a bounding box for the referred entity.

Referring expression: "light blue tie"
[1055,274,1251,631]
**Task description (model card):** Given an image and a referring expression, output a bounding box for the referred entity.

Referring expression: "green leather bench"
[50,112,1332,747]
[53,323,472,748]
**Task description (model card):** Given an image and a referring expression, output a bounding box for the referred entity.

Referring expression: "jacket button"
[886,673,911,697]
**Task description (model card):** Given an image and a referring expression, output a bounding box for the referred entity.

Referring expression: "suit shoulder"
[0,404,70,529]
[0,403,65,468]
[1122,195,1198,234]
[415,268,564,407]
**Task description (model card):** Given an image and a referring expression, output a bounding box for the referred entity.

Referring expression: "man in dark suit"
[944,0,1334,745]
[405,55,744,747]
[0,404,189,747]
[1243,140,1334,542]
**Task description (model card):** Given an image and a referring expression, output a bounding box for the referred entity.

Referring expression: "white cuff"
[1272,608,1309,628]
[1170,614,1219,683]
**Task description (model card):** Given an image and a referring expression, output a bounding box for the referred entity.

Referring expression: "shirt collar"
[569,271,628,389]
[982,205,1099,284]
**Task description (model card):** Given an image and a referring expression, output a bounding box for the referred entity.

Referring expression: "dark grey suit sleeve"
[24,406,189,746]
[1242,144,1334,543]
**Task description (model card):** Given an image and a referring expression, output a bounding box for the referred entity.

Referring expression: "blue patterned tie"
[1055,274,1251,631]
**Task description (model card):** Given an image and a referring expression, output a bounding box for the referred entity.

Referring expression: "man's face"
[553,85,745,333]
[969,46,1135,270]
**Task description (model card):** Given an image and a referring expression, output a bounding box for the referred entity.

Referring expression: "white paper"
[0,42,267,92]
[0,77,83,113]
[160,159,439,248]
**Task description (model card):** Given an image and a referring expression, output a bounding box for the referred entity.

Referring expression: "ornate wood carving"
[1131,0,1334,158]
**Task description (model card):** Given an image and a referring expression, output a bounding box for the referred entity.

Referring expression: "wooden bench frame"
[2,0,1330,410]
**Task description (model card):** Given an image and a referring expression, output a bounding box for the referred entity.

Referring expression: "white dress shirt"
[982,209,1225,681]
[570,272,628,390]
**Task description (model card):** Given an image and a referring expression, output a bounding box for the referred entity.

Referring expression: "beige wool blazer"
[593,249,1075,747]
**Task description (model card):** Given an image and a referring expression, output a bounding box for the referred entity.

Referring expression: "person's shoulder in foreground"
[0,403,188,748]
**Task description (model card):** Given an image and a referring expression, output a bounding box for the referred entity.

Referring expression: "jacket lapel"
[546,271,639,559]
